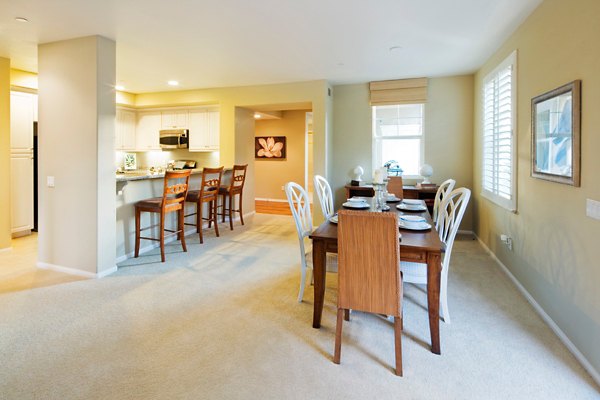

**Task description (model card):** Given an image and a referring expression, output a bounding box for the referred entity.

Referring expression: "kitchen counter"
[116,168,205,182]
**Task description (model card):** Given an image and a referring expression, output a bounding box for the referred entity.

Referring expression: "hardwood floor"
[255,199,292,215]
[0,233,87,294]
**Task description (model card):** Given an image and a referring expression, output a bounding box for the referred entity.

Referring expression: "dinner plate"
[342,201,370,209]
[386,196,402,203]
[397,203,427,211]
[398,220,432,231]
[401,199,422,205]
[329,215,338,224]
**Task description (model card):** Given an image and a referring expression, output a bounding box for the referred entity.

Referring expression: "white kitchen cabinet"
[136,111,161,150]
[10,91,35,151]
[161,110,188,129]
[10,152,34,235]
[116,108,136,150]
[188,109,220,151]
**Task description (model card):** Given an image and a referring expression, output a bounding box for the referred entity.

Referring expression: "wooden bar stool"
[134,170,191,263]
[185,167,223,244]
[218,164,247,230]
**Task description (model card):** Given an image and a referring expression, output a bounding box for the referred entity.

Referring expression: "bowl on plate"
[400,215,427,228]
[347,197,367,203]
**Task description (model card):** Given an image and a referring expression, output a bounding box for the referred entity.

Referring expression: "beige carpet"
[0,214,598,399]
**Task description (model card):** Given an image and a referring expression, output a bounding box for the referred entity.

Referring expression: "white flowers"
[257,137,284,158]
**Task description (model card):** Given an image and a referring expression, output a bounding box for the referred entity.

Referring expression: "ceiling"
[0,0,542,94]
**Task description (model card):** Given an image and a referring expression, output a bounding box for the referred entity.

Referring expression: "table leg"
[312,239,327,329]
[427,251,442,354]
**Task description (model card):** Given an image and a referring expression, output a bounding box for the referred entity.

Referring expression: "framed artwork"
[124,153,137,170]
[531,80,581,186]
[255,136,286,160]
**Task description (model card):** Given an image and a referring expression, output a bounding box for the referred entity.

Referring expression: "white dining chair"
[285,181,337,302]
[314,175,335,219]
[433,179,456,229]
[401,187,470,324]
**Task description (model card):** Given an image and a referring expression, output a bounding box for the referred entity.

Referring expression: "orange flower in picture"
[255,136,286,159]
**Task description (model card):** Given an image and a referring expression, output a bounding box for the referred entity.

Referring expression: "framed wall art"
[531,80,581,186]
[255,136,286,160]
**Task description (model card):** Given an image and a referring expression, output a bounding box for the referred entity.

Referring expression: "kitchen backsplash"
[116,149,220,170]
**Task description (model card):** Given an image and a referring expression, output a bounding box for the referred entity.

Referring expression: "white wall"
[38,36,116,276]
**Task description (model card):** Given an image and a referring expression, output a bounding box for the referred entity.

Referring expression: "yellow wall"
[0,58,11,249]
[255,110,310,200]
[10,69,37,90]
[135,80,330,218]
[331,76,475,228]
[473,0,600,374]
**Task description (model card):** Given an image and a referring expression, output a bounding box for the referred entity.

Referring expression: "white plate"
[401,199,422,205]
[397,203,427,211]
[342,201,370,209]
[386,196,402,203]
[400,215,426,223]
[347,197,367,203]
[398,220,432,231]
[329,215,338,224]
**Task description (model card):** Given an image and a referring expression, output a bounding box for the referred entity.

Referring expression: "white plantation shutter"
[482,51,517,211]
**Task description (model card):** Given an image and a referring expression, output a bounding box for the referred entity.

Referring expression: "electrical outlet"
[586,199,600,220]
[47,176,55,188]
[500,234,513,251]
[281,186,284,191]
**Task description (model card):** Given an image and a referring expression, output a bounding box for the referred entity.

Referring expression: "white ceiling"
[0,0,542,93]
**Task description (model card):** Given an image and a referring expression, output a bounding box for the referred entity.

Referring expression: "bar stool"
[135,170,191,263]
[185,167,223,244]
[218,164,247,230]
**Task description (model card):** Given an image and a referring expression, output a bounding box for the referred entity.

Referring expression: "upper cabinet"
[116,108,136,151]
[113,106,220,152]
[188,109,219,152]
[161,110,188,129]
[10,91,35,151]
[136,111,162,151]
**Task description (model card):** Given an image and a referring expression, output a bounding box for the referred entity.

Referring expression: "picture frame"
[531,80,581,186]
[255,136,286,160]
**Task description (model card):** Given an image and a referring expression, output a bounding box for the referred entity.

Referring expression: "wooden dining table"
[309,199,445,354]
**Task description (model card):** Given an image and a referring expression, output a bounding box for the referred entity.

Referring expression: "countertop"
[116,168,230,182]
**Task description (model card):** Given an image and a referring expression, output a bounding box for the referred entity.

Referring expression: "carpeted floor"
[0,214,598,399]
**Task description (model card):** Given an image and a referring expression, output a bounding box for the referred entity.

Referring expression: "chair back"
[314,175,334,219]
[337,210,401,316]
[433,179,456,228]
[228,164,248,193]
[200,167,224,198]
[437,187,470,268]
[387,176,404,199]
[162,170,191,209]
[285,182,312,242]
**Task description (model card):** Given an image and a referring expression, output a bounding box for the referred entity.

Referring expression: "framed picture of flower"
[255,136,286,160]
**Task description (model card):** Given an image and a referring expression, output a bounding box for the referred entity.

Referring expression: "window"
[482,51,517,211]
[372,103,424,177]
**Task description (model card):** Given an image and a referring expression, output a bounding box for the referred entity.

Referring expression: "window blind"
[369,78,428,105]
[482,51,517,211]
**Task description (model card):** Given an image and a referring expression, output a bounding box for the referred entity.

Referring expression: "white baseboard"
[0,247,13,253]
[475,235,600,387]
[37,262,118,279]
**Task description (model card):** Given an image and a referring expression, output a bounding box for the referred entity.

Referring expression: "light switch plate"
[586,199,600,220]
[47,176,55,188]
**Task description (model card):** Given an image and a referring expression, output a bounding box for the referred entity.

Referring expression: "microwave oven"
[159,129,189,149]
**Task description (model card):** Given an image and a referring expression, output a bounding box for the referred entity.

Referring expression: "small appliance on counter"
[171,160,197,170]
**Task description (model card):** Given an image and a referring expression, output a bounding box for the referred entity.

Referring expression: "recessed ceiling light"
[254,113,261,119]
[15,17,29,23]
[115,85,125,91]
[167,80,179,86]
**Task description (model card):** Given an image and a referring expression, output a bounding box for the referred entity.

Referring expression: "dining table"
[309,198,445,355]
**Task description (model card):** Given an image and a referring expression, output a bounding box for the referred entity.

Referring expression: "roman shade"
[369,78,428,105]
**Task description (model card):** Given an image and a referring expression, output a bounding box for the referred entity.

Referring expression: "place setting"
[342,197,371,209]
[398,214,432,231]
[396,198,427,212]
